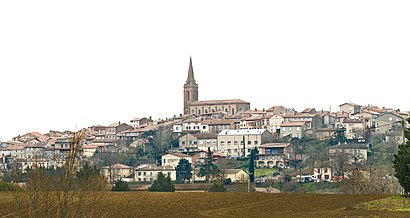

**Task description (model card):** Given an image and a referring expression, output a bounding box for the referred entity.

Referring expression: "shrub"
[149,172,175,192]
[112,180,130,191]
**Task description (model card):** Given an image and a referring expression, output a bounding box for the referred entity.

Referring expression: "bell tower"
[184,57,198,114]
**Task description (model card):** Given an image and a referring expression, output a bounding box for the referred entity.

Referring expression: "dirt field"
[0,192,409,217]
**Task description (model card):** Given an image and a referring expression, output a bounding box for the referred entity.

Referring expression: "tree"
[209,178,227,192]
[176,159,192,183]
[149,172,175,192]
[197,147,220,183]
[249,147,257,183]
[393,118,410,195]
[111,180,130,191]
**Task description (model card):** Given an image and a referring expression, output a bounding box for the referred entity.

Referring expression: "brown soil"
[0,192,409,217]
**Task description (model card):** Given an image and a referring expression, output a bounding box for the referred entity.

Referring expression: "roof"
[375,112,404,120]
[259,143,289,148]
[135,164,175,171]
[224,169,245,174]
[201,119,237,125]
[280,122,306,127]
[189,99,250,106]
[339,102,360,107]
[131,117,148,121]
[185,57,197,86]
[192,133,218,139]
[302,108,316,113]
[283,114,317,118]
[102,164,133,169]
[218,129,268,136]
[163,152,190,158]
[343,119,363,124]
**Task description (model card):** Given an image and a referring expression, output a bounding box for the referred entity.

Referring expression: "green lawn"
[361,196,410,211]
[255,168,277,178]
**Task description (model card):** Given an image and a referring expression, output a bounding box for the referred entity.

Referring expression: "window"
[254,141,258,145]
[150,172,153,176]
[150,178,153,181]
[289,127,292,131]
[241,141,244,145]
[296,127,300,132]
[282,128,286,132]
[168,172,171,177]
[227,141,231,145]
[228,149,232,153]
[143,178,146,181]
[143,172,146,176]
[203,126,206,129]
[389,117,393,121]
[234,141,238,145]
[163,159,166,164]
[248,141,251,145]
[248,149,251,152]
[220,141,225,145]
[234,149,237,153]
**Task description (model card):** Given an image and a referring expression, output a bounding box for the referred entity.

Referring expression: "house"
[268,114,284,133]
[301,108,317,114]
[256,143,290,168]
[374,112,404,134]
[266,106,295,115]
[329,143,368,164]
[82,144,99,158]
[339,103,361,115]
[182,118,202,133]
[313,167,332,182]
[135,164,176,182]
[283,113,324,129]
[224,169,248,183]
[179,133,218,151]
[102,164,134,182]
[200,119,239,134]
[172,121,183,133]
[280,122,309,139]
[239,116,263,129]
[130,117,151,129]
[161,152,192,168]
[217,129,274,158]
[342,119,365,139]
[330,112,349,128]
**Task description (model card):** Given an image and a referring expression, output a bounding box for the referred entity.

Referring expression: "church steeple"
[186,56,197,85]
[183,57,199,115]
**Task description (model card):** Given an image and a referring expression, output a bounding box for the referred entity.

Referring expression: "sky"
[1,0,409,141]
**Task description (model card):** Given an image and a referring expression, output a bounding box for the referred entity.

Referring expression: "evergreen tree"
[112,180,129,191]
[176,159,192,183]
[149,172,175,192]
[197,147,220,183]
[393,118,410,195]
[249,147,257,183]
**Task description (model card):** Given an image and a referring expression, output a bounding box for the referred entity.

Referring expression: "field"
[0,192,409,217]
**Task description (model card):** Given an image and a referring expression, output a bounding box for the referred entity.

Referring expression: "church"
[183,57,250,116]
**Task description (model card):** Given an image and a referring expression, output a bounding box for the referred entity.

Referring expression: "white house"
[135,164,176,182]
[217,129,274,158]
[161,153,192,168]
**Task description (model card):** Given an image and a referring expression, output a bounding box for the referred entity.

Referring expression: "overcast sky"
[1,0,409,141]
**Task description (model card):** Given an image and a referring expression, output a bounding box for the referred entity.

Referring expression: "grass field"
[0,192,409,217]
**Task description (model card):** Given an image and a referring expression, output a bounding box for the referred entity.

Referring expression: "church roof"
[185,57,197,86]
[190,99,249,106]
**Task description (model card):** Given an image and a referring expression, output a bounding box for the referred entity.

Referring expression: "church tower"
[183,57,198,114]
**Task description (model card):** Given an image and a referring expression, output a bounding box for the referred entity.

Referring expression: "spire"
[186,56,197,85]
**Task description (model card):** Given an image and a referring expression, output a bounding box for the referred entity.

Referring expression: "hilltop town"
[1,58,409,192]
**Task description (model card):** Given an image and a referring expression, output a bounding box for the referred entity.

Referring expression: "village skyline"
[1,1,409,141]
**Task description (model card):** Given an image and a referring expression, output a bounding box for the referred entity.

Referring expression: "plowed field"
[0,192,409,217]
